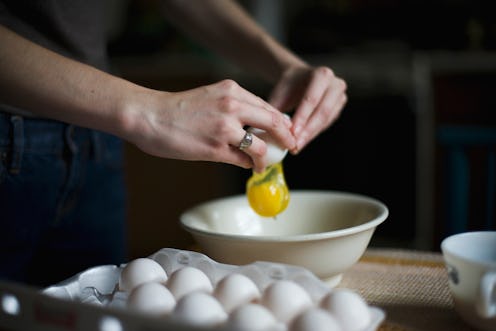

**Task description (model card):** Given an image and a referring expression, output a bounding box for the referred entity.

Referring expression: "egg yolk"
[246,162,289,217]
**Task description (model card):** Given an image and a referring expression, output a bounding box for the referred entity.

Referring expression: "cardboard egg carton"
[0,248,385,331]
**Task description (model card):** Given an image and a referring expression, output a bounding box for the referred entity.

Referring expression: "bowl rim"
[180,190,389,243]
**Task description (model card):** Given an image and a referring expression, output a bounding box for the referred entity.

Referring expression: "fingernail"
[290,138,300,155]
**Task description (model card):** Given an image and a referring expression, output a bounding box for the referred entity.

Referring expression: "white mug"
[441,231,496,331]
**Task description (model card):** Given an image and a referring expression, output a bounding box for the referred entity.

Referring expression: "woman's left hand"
[269,65,347,154]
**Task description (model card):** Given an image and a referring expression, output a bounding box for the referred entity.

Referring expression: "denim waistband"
[0,112,116,173]
[0,112,73,153]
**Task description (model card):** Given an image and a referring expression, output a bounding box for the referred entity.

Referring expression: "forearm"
[0,25,150,139]
[160,0,307,83]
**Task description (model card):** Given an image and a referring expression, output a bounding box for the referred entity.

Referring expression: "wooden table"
[338,248,477,331]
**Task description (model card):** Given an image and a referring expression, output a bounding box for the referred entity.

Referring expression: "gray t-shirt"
[0,0,109,116]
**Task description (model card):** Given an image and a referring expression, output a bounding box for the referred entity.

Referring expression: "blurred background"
[104,0,496,259]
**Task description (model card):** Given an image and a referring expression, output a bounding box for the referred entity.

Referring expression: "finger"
[291,67,333,137]
[229,130,268,172]
[213,81,294,149]
[312,83,346,130]
[222,98,294,152]
[216,79,282,115]
[243,111,294,150]
[293,91,347,154]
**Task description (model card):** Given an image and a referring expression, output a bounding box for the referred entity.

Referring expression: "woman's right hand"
[125,79,296,173]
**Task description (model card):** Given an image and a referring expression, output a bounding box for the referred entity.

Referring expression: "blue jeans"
[0,113,128,287]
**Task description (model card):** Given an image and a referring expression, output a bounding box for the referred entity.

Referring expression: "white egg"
[166,266,213,300]
[214,273,261,313]
[261,280,313,324]
[320,289,371,331]
[119,258,168,292]
[226,303,280,331]
[249,128,288,166]
[173,291,227,326]
[289,308,343,331]
[127,282,176,316]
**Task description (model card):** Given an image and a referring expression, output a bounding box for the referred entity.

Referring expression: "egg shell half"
[249,128,288,166]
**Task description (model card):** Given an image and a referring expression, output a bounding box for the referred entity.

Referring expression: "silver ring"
[238,131,253,151]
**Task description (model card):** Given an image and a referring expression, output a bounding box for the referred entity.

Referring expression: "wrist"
[114,85,159,144]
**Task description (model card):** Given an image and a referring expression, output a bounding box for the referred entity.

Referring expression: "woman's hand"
[269,65,347,154]
[127,79,296,173]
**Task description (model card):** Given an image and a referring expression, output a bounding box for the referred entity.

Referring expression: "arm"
[160,0,304,83]
[0,25,136,137]
[161,0,347,153]
[0,24,295,172]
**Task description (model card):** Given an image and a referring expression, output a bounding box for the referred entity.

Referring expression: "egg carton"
[0,248,385,331]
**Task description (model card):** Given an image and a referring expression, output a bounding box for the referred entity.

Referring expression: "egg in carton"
[43,248,385,331]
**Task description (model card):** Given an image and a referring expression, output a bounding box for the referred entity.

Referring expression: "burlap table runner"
[338,248,477,331]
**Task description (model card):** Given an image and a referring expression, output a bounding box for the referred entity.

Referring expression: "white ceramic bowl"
[180,190,388,286]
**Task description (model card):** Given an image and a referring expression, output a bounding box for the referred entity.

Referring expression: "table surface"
[339,248,478,331]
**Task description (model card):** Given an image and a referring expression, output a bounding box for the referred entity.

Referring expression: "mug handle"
[477,271,496,318]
